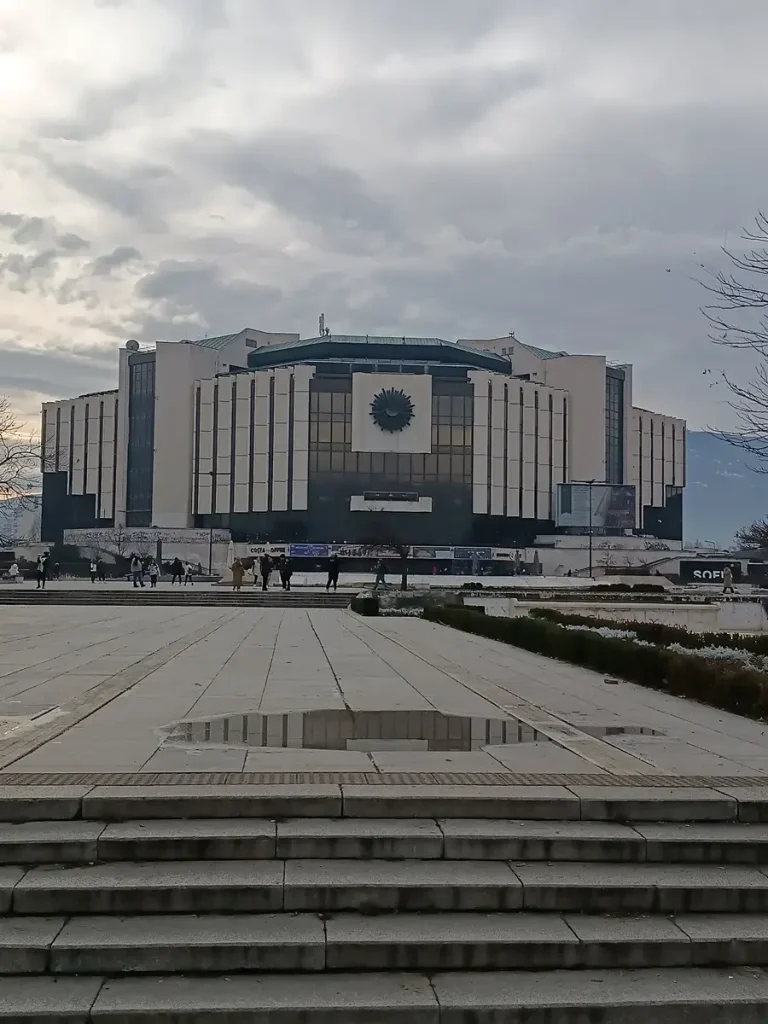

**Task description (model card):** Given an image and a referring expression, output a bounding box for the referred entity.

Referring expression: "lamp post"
[587,479,595,578]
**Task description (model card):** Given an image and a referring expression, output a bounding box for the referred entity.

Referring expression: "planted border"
[422,605,768,721]
[530,607,768,657]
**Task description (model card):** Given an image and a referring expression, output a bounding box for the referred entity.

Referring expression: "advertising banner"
[557,483,636,530]
[289,544,330,558]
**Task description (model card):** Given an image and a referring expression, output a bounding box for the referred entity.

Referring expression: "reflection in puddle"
[163,709,662,752]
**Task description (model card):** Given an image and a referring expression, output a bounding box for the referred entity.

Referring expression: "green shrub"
[422,605,768,720]
[529,606,768,657]
[351,595,379,616]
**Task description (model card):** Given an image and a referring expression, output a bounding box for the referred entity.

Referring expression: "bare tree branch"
[0,396,41,522]
[702,212,768,469]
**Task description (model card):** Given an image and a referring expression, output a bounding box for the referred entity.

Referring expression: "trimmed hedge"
[351,595,379,616]
[530,606,768,657]
[422,605,768,720]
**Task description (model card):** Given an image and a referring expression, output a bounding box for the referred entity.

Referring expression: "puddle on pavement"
[163,709,663,752]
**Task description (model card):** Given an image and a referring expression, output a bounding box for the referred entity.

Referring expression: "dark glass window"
[605,370,624,484]
[308,378,473,486]
[126,354,155,526]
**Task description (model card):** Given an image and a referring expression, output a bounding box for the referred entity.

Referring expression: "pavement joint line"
[343,614,657,776]
[1,771,768,786]
[0,613,233,772]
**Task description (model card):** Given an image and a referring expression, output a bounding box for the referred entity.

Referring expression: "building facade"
[40,329,685,546]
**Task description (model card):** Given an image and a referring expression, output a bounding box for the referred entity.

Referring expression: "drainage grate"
[1,771,767,787]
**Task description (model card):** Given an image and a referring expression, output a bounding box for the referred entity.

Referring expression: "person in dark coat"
[170,557,184,585]
[374,559,387,590]
[259,553,272,592]
[277,555,292,591]
[326,553,340,592]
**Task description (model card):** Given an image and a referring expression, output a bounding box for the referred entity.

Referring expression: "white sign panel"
[351,372,432,454]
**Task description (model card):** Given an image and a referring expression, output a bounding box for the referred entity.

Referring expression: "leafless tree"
[703,212,768,466]
[734,517,768,550]
[0,397,40,519]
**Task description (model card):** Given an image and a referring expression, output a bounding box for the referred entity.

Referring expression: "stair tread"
[0,969,765,1019]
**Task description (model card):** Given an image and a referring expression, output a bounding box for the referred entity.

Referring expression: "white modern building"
[40,329,685,548]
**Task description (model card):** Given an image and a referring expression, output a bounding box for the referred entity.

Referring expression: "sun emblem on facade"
[370,387,415,432]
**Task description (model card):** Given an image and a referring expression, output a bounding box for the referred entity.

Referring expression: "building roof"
[517,341,569,360]
[183,332,245,352]
[246,334,512,373]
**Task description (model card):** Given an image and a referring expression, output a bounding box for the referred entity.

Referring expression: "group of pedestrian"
[230,553,294,592]
[88,559,107,583]
[129,555,194,588]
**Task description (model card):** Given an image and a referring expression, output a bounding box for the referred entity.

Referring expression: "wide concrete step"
[0,590,351,607]
[9,859,768,915]
[4,782,762,824]
[8,911,768,975]
[3,968,768,1022]
[6,818,768,865]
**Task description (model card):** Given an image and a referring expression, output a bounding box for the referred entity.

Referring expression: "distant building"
[39,329,685,546]
[0,494,42,544]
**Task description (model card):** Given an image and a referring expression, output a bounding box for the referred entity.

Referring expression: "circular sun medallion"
[370,387,415,432]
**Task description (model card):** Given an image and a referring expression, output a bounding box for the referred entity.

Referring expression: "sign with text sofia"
[679,560,742,583]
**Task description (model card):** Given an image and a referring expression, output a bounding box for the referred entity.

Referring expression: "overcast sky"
[2,0,768,430]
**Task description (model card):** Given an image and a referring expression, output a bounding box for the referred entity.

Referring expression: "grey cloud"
[57,233,89,251]
[88,245,142,276]
[0,344,117,402]
[43,161,173,230]
[133,260,282,340]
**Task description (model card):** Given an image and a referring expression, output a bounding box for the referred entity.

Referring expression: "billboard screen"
[679,560,742,584]
[557,483,636,530]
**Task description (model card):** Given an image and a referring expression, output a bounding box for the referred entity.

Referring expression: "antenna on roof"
[319,313,325,336]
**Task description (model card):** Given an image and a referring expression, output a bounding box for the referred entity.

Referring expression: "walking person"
[259,553,272,592]
[277,554,292,591]
[231,558,245,592]
[373,558,387,590]
[147,559,160,588]
[130,554,145,588]
[96,558,106,582]
[326,553,340,592]
[723,565,736,595]
[184,562,195,586]
[35,551,49,590]
[89,559,97,584]
[170,557,183,585]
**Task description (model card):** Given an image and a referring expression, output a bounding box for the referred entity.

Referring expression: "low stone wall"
[463,597,768,632]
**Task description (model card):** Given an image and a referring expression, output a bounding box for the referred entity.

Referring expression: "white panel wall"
[506,385,522,517]
[215,381,232,513]
[41,392,119,520]
[521,384,536,518]
[292,365,312,511]
[629,407,686,517]
[543,354,606,483]
[196,379,215,515]
[271,369,291,512]
[233,375,251,513]
[253,372,270,511]
[469,372,490,513]
[536,390,551,520]
[489,377,505,516]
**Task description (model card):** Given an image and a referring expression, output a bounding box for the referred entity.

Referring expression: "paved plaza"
[0,605,766,778]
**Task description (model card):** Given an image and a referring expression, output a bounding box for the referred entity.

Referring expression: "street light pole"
[593,477,598,577]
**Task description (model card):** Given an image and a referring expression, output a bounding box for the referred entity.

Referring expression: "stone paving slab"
[283,859,523,912]
[82,785,343,819]
[276,818,444,859]
[438,819,645,861]
[92,973,439,1023]
[14,861,285,915]
[0,916,65,973]
[431,967,768,1023]
[342,784,581,819]
[51,913,326,974]
[0,785,91,821]
[570,786,738,822]
[0,975,104,1022]
[98,819,277,860]
[0,821,104,863]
